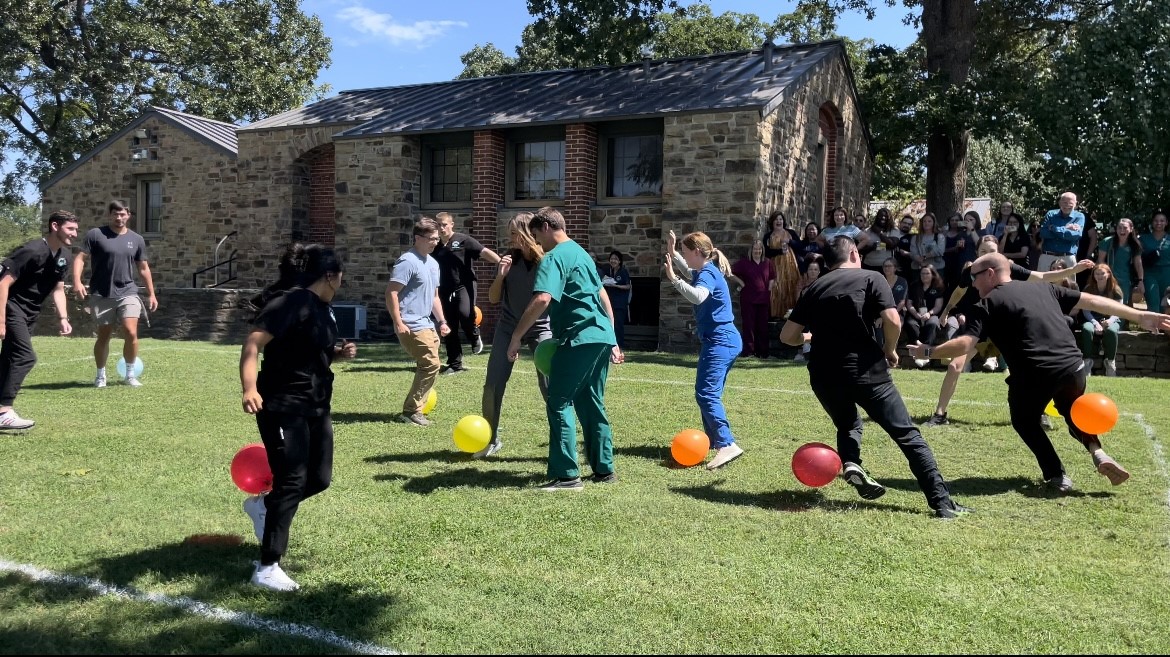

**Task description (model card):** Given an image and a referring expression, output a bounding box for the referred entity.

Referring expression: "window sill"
[595,196,663,207]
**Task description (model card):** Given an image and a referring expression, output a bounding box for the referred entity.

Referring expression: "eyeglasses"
[971,267,992,277]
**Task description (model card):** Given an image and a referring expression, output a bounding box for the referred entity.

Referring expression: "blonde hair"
[508,212,544,262]
[681,231,732,276]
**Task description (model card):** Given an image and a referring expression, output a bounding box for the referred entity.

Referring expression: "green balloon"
[534,339,558,376]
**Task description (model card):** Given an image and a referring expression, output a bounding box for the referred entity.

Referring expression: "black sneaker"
[923,412,949,427]
[933,503,974,520]
[441,365,467,376]
[841,462,886,500]
[590,472,617,484]
[538,477,584,492]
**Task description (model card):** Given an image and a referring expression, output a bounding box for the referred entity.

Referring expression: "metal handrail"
[192,231,239,288]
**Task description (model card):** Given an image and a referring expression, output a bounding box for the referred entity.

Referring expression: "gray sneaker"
[473,441,503,459]
[394,412,431,426]
[1092,451,1130,486]
[1044,474,1074,493]
[841,462,886,500]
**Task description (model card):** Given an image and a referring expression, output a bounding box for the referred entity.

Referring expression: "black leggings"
[256,409,333,565]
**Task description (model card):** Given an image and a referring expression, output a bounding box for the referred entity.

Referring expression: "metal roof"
[244,41,848,137]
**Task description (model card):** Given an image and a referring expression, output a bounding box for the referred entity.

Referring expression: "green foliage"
[0,202,42,256]
[649,4,769,58]
[0,0,331,198]
[965,137,1054,213]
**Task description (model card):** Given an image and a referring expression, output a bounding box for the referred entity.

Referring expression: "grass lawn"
[1,336,1169,654]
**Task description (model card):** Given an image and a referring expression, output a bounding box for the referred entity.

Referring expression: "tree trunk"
[921,0,976,215]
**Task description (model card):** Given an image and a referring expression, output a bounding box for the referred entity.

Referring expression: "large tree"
[0,0,331,200]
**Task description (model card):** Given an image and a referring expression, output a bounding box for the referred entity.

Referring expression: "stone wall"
[40,115,238,289]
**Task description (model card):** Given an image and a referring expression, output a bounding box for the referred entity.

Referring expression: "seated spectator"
[792,256,824,363]
[1079,264,1124,377]
[904,264,946,366]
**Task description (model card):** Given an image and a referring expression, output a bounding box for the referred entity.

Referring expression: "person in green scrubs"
[508,207,624,491]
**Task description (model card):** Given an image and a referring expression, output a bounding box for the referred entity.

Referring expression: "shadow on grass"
[375,467,543,493]
[916,416,1014,428]
[338,364,418,374]
[671,482,919,515]
[332,412,403,424]
[882,476,1114,499]
[365,449,545,465]
[21,381,93,390]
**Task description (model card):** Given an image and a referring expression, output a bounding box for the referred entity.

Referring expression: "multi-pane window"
[428,144,472,204]
[139,178,162,233]
[514,140,564,201]
[606,134,663,197]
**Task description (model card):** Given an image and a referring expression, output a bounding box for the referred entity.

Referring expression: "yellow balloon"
[453,415,492,453]
[422,388,437,415]
[1044,400,1061,417]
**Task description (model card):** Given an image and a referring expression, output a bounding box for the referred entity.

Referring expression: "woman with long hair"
[477,213,553,458]
[762,210,801,318]
[818,206,871,251]
[599,250,631,349]
[910,212,946,277]
[791,256,825,363]
[1140,210,1170,313]
[999,213,1031,268]
[240,243,357,591]
[1096,217,1144,308]
[665,230,745,469]
[729,238,776,358]
[905,264,946,365]
[861,208,895,272]
[797,222,823,271]
[1080,264,1124,377]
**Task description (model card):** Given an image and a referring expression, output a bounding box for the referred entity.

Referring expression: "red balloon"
[792,442,842,487]
[230,443,273,495]
[1070,392,1119,435]
[671,429,710,467]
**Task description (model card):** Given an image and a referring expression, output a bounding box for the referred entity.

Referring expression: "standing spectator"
[0,210,77,430]
[999,213,1031,268]
[796,223,823,271]
[1139,210,1170,313]
[507,208,623,491]
[1079,264,1123,377]
[1026,218,1044,271]
[819,207,871,251]
[942,212,965,293]
[861,208,895,272]
[479,213,551,458]
[1096,218,1144,308]
[1037,192,1085,272]
[910,212,946,277]
[71,200,158,388]
[387,218,451,426]
[239,244,358,591]
[986,201,1014,240]
[763,210,800,318]
[729,239,775,358]
[665,230,745,469]
[599,250,631,350]
[780,236,969,519]
[890,214,916,278]
[433,212,500,375]
[1076,213,1100,289]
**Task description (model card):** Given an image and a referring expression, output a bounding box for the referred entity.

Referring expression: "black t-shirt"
[253,288,339,416]
[889,276,909,305]
[789,268,894,386]
[910,283,944,314]
[433,232,485,292]
[960,281,1083,383]
[0,238,69,320]
[953,262,1032,315]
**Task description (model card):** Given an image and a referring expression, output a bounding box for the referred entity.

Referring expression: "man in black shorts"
[781,236,969,519]
[912,253,1170,492]
[433,212,500,374]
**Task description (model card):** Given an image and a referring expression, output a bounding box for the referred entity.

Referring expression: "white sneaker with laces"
[706,443,744,470]
[0,410,35,430]
[95,373,107,388]
[250,561,299,591]
[243,495,267,542]
[125,375,143,387]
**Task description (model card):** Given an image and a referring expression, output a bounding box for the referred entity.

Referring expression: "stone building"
[40,40,872,350]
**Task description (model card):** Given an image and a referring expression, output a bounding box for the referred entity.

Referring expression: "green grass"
[2,337,1169,654]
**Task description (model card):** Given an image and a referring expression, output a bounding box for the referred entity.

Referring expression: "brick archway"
[291,144,336,245]
[817,103,844,225]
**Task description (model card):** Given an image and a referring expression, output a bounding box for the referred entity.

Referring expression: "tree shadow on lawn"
[332,412,406,424]
[21,381,94,390]
[73,541,407,649]
[881,476,1113,499]
[374,467,543,493]
[915,416,1014,427]
[671,482,919,515]
[337,364,417,374]
[364,449,544,465]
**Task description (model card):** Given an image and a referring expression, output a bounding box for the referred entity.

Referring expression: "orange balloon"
[670,429,710,467]
[474,306,483,326]
[1070,392,1119,435]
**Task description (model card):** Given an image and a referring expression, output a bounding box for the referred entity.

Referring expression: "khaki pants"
[399,329,441,414]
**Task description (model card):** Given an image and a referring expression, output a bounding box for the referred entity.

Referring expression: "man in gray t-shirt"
[72,200,158,388]
[386,218,450,426]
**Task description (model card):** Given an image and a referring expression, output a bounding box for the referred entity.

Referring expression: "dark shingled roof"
[244,40,850,137]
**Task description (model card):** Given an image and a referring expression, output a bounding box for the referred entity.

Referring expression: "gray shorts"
[89,295,143,326]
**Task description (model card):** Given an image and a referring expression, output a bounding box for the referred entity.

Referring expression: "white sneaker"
[914,358,929,369]
[125,375,142,387]
[0,410,35,430]
[243,495,267,542]
[1105,359,1117,377]
[1083,358,1093,376]
[982,357,998,372]
[95,373,107,388]
[706,443,744,470]
[250,561,299,591]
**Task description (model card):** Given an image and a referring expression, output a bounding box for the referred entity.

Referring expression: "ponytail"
[249,243,342,312]
[710,248,732,276]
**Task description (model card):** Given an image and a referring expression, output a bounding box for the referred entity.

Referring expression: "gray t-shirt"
[82,226,147,298]
[498,252,551,338]
[390,249,440,333]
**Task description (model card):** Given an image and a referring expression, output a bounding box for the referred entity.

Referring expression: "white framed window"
[598,119,663,203]
[422,135,473,208]
[137,176,163,234]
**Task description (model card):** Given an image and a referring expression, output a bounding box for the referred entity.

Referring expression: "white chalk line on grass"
[0,559,399,655]
[1132,414,1170,516]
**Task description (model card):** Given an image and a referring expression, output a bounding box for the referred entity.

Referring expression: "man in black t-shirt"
[912,253,1170,492]
[781,236,968,519]
[432,212,500,374]
[0,210,78,430]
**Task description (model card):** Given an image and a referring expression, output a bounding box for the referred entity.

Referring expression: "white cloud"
[337,6,467,46]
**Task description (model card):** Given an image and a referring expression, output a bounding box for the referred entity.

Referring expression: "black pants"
[440,284,480,368]
[812,379,953,510]
[256,409,333,565]
[0,311,37,407]
[902,314,940,346]
[1008,367,1095,480]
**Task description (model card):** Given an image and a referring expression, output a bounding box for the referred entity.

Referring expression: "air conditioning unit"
[333,304,367,339]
